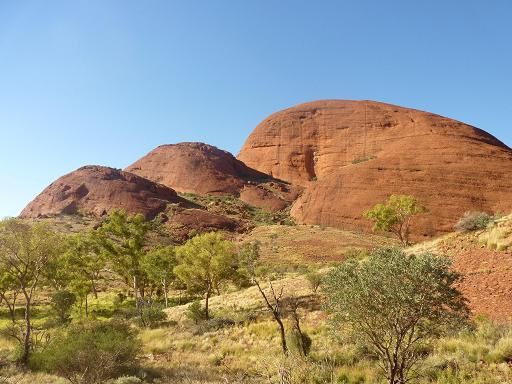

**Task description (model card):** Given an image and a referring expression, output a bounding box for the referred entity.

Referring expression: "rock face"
[126,142,299,212]
[238,100,512,238]
[166,208,243,241]
[20,166,181,219]
[126,143,266,195]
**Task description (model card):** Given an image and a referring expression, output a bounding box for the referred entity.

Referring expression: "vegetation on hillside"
[365,195,425,246]
[0,204,511,383]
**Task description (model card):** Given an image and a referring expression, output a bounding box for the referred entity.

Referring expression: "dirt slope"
[409,214,512,321]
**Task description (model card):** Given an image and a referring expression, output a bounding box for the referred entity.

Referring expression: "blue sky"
[1,1,511,218]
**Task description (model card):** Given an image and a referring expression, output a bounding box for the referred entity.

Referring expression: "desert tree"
[365,195,425,246]
[258,280,289,355]
[240,241,289,355]
[98,210,149,307]
[61,230,107,316]
[0,219,63,364]
[174,232,237,320]
[65,231,106,298]
[305,271,323,294]
[0,271,21,324]
[324,248,469,384]
[141,245,176,307]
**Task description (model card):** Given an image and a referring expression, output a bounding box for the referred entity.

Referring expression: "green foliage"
[420,319,512,383]
[193,317,236,335]
[235,241,261,288]
[186,300,207,324]
[50,290,76,324]
[0,219,63,363]
[138,303,167,328]
[30,321,140,384]
[64,230,106,302]
[324,248,469,384]
[179,192,295,226]
[364,194,425,245]
[305,272,323,293]
[113,292,127,306]
[344,247,369,261]
[140,245,176,307]
[98,210,150,303]
[454,211,493,232]
[175,232,238,319]
[352,154,376,164]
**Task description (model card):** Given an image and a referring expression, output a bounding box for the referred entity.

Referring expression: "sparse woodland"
[0,199,511,384]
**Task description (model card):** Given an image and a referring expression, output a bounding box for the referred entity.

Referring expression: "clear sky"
[1,1,511,218]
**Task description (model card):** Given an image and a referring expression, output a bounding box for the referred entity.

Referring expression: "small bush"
[193,317,235,335]
[30,321,140,384]
[305,272,323,293]
[186,301,207,324]
[487,337,512,363]
[138,303,167,328]
[113,293,127,306]
[454,212,492,232]
[352,155,376,164]
[344,248,369,260]
[50,290,76,324]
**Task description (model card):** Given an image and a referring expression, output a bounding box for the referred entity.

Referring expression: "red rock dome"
[20,165,180,219]
[126,142,300,212]
[238,100,512,237]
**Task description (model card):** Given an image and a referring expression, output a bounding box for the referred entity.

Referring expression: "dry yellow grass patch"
[240,224,394,264]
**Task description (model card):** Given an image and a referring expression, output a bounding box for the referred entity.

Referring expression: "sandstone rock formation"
[166,208,243,241]
[20,166,181,219]
[126,142,299,212]
[238,100,512,238]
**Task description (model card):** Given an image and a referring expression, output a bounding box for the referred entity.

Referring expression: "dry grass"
[479,213,512,251]
[240,224,395,265]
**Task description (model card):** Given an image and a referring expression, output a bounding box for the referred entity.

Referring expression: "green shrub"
[344,247,369,261]
[487,337,512,363]
[186,300,207,324]
[138,303,167,328]
[30,321,140,384]
[454,211,492,232]
[305,272,323,293]
[352,155,376,164]
[194,318,236,335]
[50,290,76,324]
[113,293,127,306]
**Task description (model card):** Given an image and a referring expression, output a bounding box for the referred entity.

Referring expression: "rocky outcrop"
[126,143,266,195]
[238,100,512,238]
[126,142,299,212]
[20,166,181,219]
[165,208,244,241]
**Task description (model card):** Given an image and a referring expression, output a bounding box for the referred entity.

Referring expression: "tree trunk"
[276,316,288,355]
[290,307,305,356]
[85,294,89,318]
[205,288,211,320]
[20,294,31,365]
[133,275,138,308]
[163,279,168,308]
[91,279,98,299]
